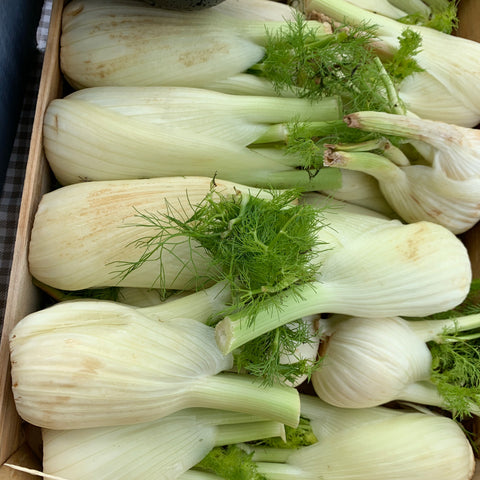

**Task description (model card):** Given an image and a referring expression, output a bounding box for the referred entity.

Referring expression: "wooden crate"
[1,0,480,476]
[0,0,63,472]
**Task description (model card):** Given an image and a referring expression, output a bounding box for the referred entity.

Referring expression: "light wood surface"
[0,0,63,465]
[457,0,480,43]
[458,0,480,277]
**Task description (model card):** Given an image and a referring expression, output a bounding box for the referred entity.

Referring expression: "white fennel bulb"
[9,299,300,430]
[42,408,284,480]
[345,110,480,181]
[58,86,340,148]
[28,177,261,291]
[215,198,472,353]
[60,0,305,89]
[324,147,480,234]
[42,98,340,190]
[313,311,480,417]
[306,0,480,126]
[250,395,475,480]
[312,315,433,408]
[282,413,475,480]
[399,72,480,127]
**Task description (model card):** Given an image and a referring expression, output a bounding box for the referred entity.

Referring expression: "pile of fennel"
[7,0,480,478]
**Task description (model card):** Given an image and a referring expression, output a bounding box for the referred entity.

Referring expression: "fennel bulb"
[344,110,480,181]
[306,0,480,127]
[60,0,308,89]
[312,315,435,409]
[312,312,480,418]
[254,412,475,480]
[319,169,396,216]
[42,88,341,188]
[9,299,300,430]
[324,146,480,234]
[42,408,284,480]
[221,395,475,480]
[28,176,262,291]
[62,86,341,148]
[214,199,471,354]
[398,71,480,128]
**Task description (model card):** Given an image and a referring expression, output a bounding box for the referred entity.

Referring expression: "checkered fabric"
[0,0,52,332]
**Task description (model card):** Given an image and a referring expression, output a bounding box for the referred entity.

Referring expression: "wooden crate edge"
[0,0,64,465]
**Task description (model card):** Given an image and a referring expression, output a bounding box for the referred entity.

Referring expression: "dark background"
[0,0,44,190]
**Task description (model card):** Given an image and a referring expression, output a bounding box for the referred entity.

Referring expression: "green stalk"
[408,313,480,343]
[398,380,480,417]
[255,462,305,479]
[215,283,336,354]
[214,421,285,447]
[373,57,406,115]
[305,0,399,36]
[236,19,331,46]
[250,146,311,168]
[326,136,410,165]
[344,110,465,150]
[251,120,344,145]
[205,73,301,97]
[188,373,300,428]
[323,148,402,183]
[389,0,431,16]
[345,110,430,139]
[262,166,342,191]
[140,282,232,324]
[248,447,292,463]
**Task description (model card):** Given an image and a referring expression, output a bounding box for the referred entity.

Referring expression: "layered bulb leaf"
[398,72,480,128]
[312,312,480,419]
[215,196,472,354]
[324,147,480,234]
[281,411,475,480]
[247,395,475,480]
[312,315,434,409]
[306,0,480,127]
[60,0,300,89]
[323,110,480,233]
[42,408,284,480]
[9,299,300,430]
[42,86,341,189]
[28,177,262,291]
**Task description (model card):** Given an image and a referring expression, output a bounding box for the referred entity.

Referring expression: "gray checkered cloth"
[0,1,53,331]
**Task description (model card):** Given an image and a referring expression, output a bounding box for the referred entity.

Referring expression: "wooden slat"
[457,0,480,42]
[0,0,63,465]
[457,0,480,277]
